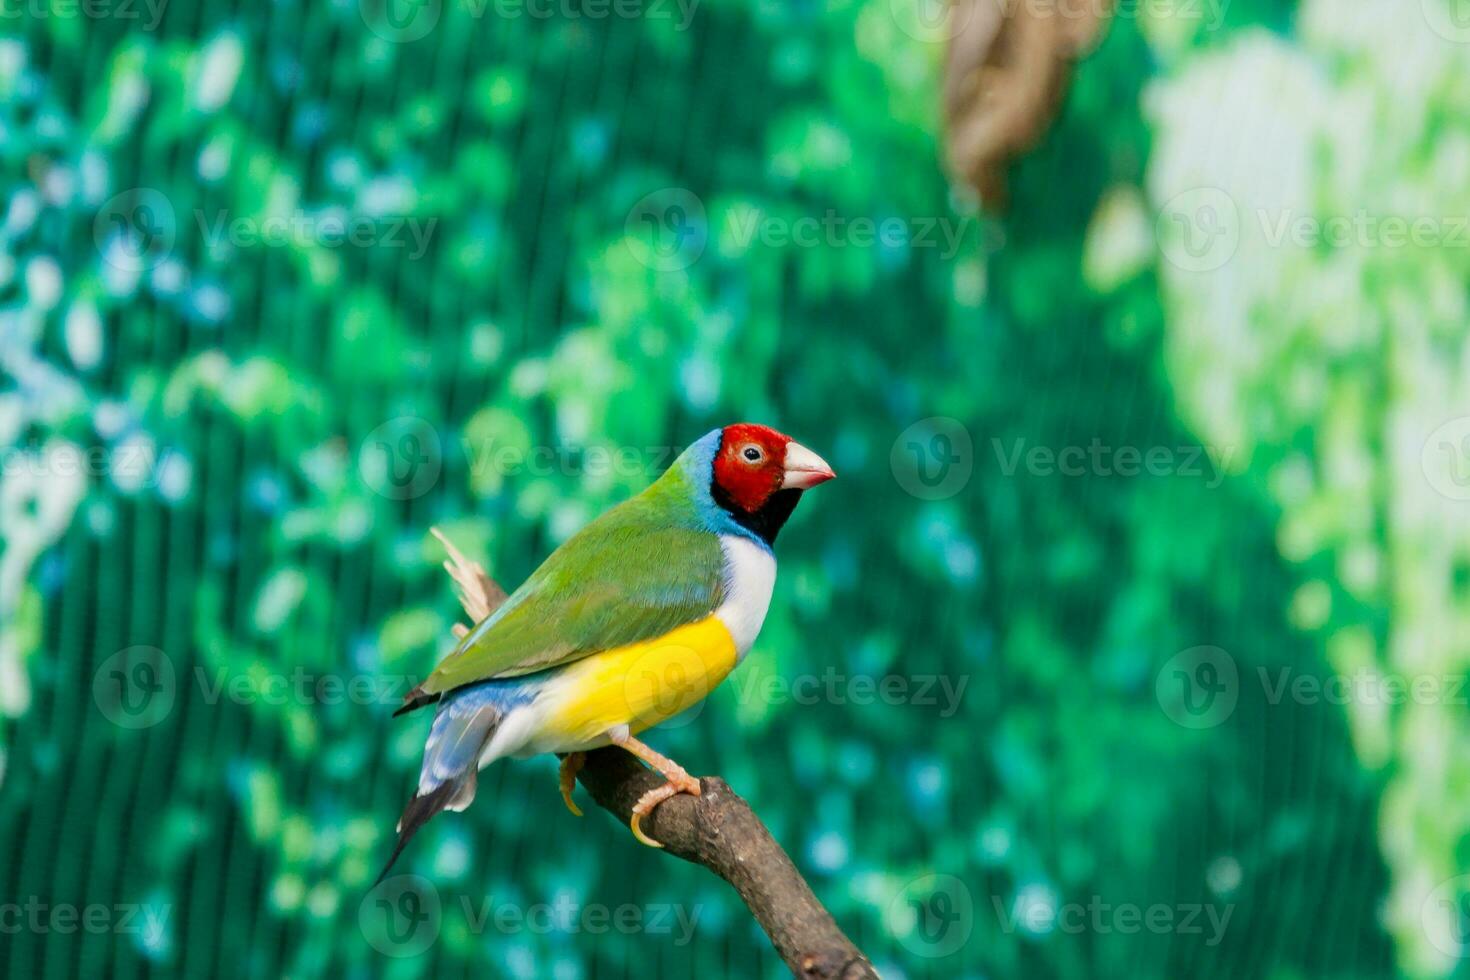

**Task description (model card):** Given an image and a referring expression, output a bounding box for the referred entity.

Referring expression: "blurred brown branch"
[944,0,1114,206]
[431,527,878,979]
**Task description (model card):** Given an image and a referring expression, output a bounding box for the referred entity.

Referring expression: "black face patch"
[710,485,802,546]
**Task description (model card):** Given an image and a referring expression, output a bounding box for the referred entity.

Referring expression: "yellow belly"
[530,615,738,752]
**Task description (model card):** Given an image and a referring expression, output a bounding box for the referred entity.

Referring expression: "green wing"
[417,501,726,696]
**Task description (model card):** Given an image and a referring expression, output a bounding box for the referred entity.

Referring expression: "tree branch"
[576,748,877,979]
[430,527,877,979]
[943,0,1113,207]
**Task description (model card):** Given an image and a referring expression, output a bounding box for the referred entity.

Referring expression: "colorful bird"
[378,423,835,882]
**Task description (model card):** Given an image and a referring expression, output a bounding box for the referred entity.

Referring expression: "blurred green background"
[4,0,1470,976]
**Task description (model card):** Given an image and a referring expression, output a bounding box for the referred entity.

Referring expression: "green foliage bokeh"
[2,0,1464,977]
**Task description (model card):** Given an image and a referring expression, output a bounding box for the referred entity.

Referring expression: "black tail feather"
[393,685,440,718]
[373,783,457,887]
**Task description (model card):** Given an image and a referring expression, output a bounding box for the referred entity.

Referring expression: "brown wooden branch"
[576,748,878,979]
[431,527,878,979]
[944,0,1114,207]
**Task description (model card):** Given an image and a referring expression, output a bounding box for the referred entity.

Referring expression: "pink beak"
[783,441,836,490]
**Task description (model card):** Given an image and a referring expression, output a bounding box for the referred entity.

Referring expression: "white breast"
[715,535,776,659]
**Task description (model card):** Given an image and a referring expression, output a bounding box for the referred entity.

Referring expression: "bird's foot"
[607,729,702,848]
[629,768,701,848]
[558,752,585,817]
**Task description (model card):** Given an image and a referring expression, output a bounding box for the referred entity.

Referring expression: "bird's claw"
[629,770,701,848]
[558,752,585,817]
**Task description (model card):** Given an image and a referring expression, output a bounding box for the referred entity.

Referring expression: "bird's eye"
[742,446,762,462]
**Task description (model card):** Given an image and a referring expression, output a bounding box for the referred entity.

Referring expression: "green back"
[420,467,727,694]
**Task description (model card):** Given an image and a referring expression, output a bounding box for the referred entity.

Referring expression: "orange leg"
[608,729,701,848]
[558,752,586,817]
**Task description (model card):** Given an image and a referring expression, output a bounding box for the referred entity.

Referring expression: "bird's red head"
[712,423,835,514]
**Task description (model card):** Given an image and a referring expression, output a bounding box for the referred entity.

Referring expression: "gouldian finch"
[377,423,835,882]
